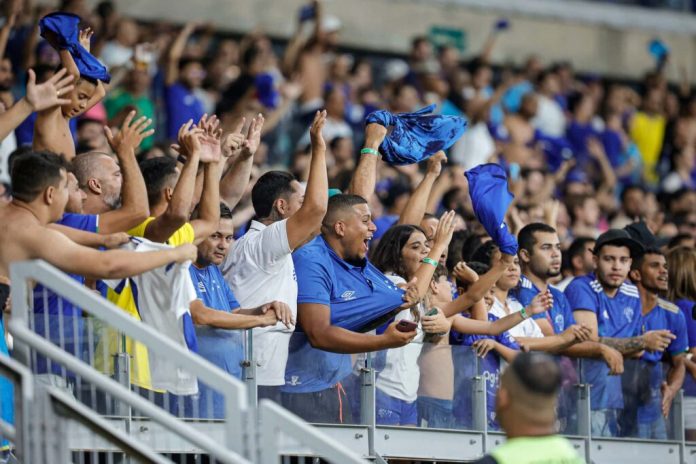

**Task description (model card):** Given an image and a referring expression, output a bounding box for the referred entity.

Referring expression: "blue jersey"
[33,213,98,375]
[188,264,242,418]
[165,83,205,140]
[630,299,688,424]
[565,274,643,410]
[452,313,519,430]
[676,299,696,397]
[0,316,13,449]
[512,275,575,335]
[283,236,405,393]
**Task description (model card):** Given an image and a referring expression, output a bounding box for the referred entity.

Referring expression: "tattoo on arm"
[599,336,645,354]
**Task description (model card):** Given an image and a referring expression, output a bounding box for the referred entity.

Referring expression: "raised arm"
[98,111,153,233]
[165,22,196,86]
[408,211,456,299]
[143,121,202,243]
[0,10,17,61]
[190,115,225,244]
[348,123,387,200]
[442,255,512,317]
[285,110,329,250]
[398,151,445,226]
[220,115,264,210]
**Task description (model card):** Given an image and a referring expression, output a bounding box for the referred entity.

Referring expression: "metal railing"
[6,258,692,463]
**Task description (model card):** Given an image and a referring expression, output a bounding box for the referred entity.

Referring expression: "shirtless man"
[0,151,196,297]
[33,26,107,160]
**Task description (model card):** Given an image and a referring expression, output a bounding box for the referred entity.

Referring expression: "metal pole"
[360,353,377,457]
[576,360,592,464]
[473,355,488,453]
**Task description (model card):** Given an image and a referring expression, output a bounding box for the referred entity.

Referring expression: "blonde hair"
[667,246,696,302]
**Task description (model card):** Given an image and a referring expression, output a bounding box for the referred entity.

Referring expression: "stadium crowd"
[0,0,695,456]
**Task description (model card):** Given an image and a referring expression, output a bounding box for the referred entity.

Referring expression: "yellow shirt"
[630,111,666,185]
[95,218,195,390]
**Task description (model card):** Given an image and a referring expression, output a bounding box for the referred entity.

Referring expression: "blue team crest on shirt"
[624,307,635,322]
[555,314,564,329]
[341,290,356,301]
[603,310,610,320]
[197,282,207,293]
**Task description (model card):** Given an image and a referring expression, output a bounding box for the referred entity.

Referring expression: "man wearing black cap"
[565,229,676,437]
[472,352,584,464]
[622,223,688,439]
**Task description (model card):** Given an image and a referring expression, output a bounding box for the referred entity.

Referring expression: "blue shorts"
[417,396,454,429]
[376,388,417,426]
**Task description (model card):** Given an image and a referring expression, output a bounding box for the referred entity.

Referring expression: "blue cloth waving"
[365,104,466,165]
[465,163,518,255]
[39,12,111,83]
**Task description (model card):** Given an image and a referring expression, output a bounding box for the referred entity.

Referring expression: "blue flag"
[365,104,467,165]
[465,163,518,255]
[39,12,111,83]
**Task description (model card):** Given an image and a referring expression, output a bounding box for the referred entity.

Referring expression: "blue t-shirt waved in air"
[283,236,405,394]
[564,274,643,411]
[512,275,575,335]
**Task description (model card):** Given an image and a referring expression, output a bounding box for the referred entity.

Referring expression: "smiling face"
[401,231,430,279]
[197,218,235,266]
[341,203,377,261]
[66,172,86,214]
[636,253,668,294]
[61,79,97,117]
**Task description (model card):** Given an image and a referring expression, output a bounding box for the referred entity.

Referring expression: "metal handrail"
[9,260,250,458]
[257,400,368,464]
[10,324,250,464]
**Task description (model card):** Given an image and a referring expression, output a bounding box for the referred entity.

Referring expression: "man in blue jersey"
[187,202,290,418]
[282,194,418,423]
[622,246,687,439]
[513,224,624,374]
[565,229,676,437]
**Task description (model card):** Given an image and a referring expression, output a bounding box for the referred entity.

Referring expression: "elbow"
[305,330,329,351]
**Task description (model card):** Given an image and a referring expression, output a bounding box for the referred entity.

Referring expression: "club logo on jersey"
[603,310,610,320]
[341,290,356,301]
[197,282,207,293]
[289,375,300,386]
[624,307,635,322]
[555,314,564,330]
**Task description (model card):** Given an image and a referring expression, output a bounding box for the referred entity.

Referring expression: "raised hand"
[104,110,154,155]
[177,120,204,160]
[453,261,479,284]
[309,109,327,152]
[222,117,246,158]
[24,68,74,112]
[79,27,94,52]
[427,151,447,176]
[197,114,223,162]
[364,123,387,151]
[432,210,456,251]
[241,113,265,158]
[527,290,554,316]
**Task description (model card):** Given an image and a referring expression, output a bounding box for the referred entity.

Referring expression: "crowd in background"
[0,0,695,454]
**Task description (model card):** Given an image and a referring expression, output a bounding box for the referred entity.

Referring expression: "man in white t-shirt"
[221,111,329,399]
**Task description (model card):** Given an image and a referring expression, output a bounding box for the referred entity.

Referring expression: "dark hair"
[518,223,557,255]
[433,263,449,281]
[446,229,471,273]
[566,91,588,115]
[631,247,664,271]
[565,194,593,222]
[470,240,500,267]
[178,57,202,71]
[251,171,296,219]
[563,237,595,272]
[371,224,427,277]
[323,193,368,227]
[668,233,693,249]
[11,151,68,202]
[461,233,483,262]
[510,352,562,396]
[139,156,179,206]
[620,184,646,204]
[220,202,233,220]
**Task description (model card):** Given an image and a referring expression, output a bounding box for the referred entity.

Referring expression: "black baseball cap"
[593,229,644,258]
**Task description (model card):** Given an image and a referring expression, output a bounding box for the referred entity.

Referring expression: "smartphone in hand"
[396,320,418,332]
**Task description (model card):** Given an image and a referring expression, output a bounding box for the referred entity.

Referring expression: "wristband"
[422,257,438,268]
[520,307,529,320]
[360,148,380,156]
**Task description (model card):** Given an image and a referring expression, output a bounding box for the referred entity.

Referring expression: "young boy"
[34,13,109,160]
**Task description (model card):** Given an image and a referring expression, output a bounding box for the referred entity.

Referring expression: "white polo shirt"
[221,219,297,386]
[489,296,544,340]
